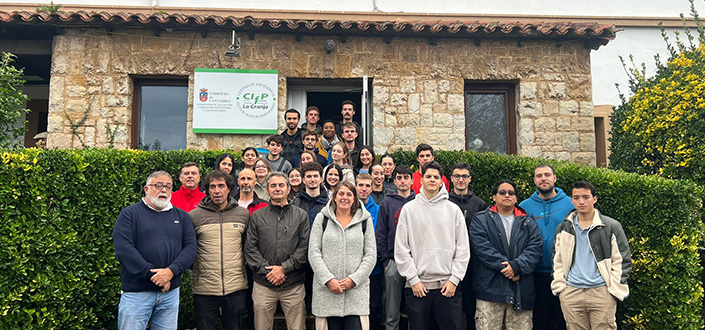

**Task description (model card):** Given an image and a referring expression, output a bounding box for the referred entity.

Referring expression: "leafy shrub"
[0,148,701,329]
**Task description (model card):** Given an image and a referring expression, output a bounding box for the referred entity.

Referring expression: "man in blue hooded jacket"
[519,164,573,330]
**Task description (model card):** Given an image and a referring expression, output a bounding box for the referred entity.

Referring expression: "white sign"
[193,68,279,134]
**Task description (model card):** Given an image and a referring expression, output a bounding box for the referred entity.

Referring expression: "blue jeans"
[118,287,180,330]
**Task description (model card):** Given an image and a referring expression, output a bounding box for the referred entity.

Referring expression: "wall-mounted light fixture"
[324,39,336,53]
[225,30,242,57]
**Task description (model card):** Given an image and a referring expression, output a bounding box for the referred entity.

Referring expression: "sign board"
[193,68,279,134]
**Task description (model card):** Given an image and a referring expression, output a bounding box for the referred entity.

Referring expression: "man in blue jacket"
[356,173,383,329]
[519,164,573,330]
[113,171,197,330]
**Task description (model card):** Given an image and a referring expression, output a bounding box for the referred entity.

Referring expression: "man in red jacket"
[171,162,206,212]
[411,144,449,194]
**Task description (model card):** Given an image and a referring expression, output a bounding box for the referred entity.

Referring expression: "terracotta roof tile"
[0,10,616,48]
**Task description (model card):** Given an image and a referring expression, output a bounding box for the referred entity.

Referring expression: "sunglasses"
[497,190,516,196]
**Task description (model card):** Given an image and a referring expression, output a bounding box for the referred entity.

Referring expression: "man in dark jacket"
[245,172,310,330]
[376,165,415,330]
[519,164,573,330]
[280,109,304,161]
[470,180,542,330]
[190,170,250,330]
[448,162,486,330]
[292,162,328,225]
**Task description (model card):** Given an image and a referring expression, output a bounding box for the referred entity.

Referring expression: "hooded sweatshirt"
[519,187,574,273]
[376,191,415,266]
[394,188,470,288]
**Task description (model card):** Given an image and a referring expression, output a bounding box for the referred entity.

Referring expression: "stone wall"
[47,28,596,165]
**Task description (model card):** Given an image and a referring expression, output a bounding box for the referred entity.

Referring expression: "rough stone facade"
[47,28,596,165]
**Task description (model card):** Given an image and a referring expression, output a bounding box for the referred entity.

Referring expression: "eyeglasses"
[148,183,173,191]
[451,174,470,180]
[497,190,516,196]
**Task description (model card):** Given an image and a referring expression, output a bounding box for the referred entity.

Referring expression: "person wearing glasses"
[519,164,573,330]
[113,171,197,330]
[469,180,542,330]
[394,161,469,330]
[447,162,486,330]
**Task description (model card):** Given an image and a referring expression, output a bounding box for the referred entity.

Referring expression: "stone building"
[0,7,615,165]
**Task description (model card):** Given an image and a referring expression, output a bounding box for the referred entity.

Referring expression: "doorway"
[287,78,372,144]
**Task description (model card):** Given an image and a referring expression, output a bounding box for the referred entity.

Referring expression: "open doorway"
[287,78,372,144]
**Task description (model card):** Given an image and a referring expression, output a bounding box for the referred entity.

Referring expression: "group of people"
[112,101,632,330]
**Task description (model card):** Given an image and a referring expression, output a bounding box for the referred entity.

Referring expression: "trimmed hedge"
[0,148,701,329]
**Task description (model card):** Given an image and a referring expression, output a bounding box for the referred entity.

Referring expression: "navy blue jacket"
[375,191,415,266]
[470,205,542,311]
[113,201,197,292]
[292,190,329,226]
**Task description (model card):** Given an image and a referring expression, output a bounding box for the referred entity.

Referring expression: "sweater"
[113,201,197,292]
[375,191,415,266]
[394,188,469,288]
[189,197,249,296]
[308,202,377,317]
[519,187,574,273]
[171,186,206,212]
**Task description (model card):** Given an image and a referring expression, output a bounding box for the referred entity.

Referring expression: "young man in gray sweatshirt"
[394,161,470,330]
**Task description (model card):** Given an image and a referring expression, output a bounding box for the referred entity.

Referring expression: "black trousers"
[532,272,567,330]
[404,286,462,330]
[370,273,384,330]
[193,290,246,330]
[327,315,364,330]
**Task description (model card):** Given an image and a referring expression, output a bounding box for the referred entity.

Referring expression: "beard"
[538,184,554,195]
[147,193,170,209]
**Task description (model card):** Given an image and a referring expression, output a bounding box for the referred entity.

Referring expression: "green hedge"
[0,148,701,329]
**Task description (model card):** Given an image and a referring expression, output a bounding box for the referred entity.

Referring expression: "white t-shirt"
[500,213,515,245]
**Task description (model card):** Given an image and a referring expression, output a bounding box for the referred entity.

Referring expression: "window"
[465,83,517,154]
[132,79,188,150]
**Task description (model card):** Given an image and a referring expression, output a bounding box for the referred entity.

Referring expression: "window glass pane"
[466,93,507,154]
[139,85,187,150]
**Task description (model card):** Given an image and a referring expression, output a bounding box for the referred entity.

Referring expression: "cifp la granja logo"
[235,83,277,119]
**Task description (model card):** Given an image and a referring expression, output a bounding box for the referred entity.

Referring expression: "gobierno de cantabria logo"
[235,82,277,119]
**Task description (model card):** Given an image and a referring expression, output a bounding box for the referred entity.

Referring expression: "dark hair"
[381,153,395,163]
[302,130,318,139]
[204,170,235,193]
[301,162,323,176]
[415,143,434,157]
[354,145,377,170]
[323,119,336,127]
[285,108,300,119]
[451,162,472,176]
[266,134,284,146]
[421,161,444,177]
[393,165,413,177]
[571,180,596,197]
[534,163,555,175]
[214,153,236,174]
[324,164,343,190]
[492,179,518,195]
[242,147,259,158]
[180,162,200,175]
[305,106,320,116]
[331,181,361,215]
[341,99,356,110]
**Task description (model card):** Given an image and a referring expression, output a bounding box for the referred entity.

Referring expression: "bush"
[0,148,701,329]
[0,52,31,148]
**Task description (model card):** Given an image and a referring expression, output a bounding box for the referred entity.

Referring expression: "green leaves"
[0,52,30,148]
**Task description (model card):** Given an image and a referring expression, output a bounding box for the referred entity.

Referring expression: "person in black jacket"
[448,162,487,330]
[280,109,304,161]
[470,180,542,330]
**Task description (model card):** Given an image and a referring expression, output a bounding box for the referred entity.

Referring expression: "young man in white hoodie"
[394,161,470,330]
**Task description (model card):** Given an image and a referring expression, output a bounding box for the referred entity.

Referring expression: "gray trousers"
[383,260,405,330]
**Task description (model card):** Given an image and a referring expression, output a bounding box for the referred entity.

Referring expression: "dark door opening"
[306,91,362,126]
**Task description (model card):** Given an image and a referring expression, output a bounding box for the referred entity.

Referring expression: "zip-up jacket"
[375,191,415,266]
[363,198,383,276]
[189,196,250,296]
[519,187,574,273]
[281,129,304,161]
[292,190,329,226]
[234,191,269,216]
[245,204,310,290]
[470,205,542,310]
[171,186,206,212]
[551,209,632,301]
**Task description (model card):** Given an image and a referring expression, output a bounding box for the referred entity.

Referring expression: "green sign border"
[194,68,278,74]
[193,128,278,134]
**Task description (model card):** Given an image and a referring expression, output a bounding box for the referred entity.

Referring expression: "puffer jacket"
[308,202,377,317]
[551,209,632,301]
[245,204,310,290]
[470,205,542,311]
[189,196,250,296]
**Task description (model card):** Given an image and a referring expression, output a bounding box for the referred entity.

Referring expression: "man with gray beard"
[113,171,197,330]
